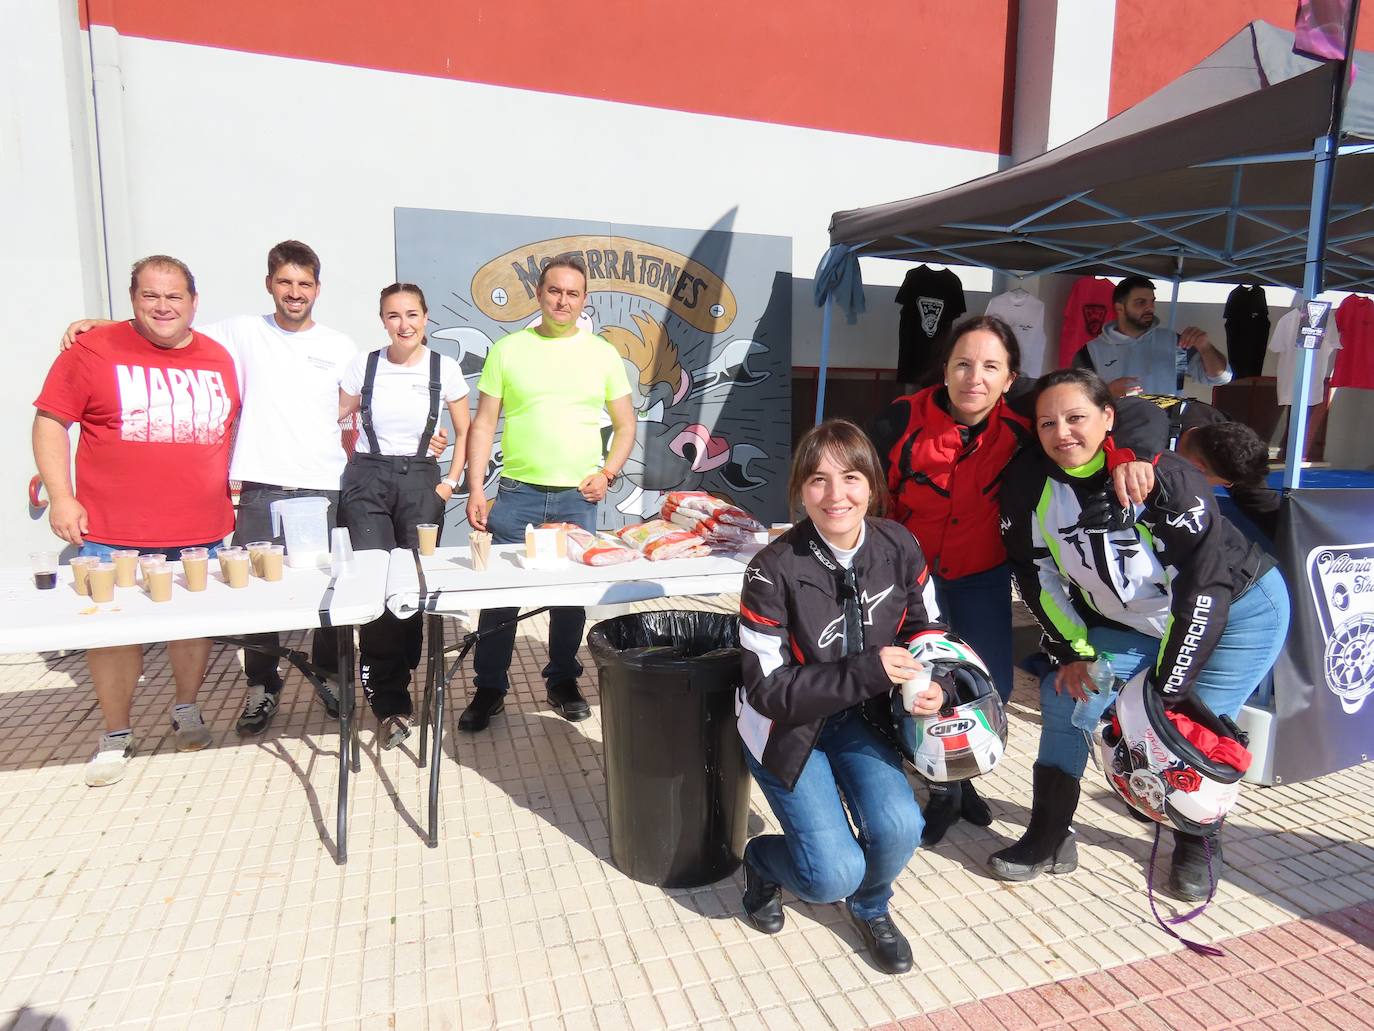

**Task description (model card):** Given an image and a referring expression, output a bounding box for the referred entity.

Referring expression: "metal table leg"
[419,613,437,768]
[426,614,447,846]
[337,628,357,864]
[425,607,549,848]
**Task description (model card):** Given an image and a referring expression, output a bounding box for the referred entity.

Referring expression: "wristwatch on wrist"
[600,467,617,485]
[441,477,460,491]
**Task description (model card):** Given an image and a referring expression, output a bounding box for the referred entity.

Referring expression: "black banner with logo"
[1272,488,1374,783]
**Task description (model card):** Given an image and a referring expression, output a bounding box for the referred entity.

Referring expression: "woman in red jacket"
[870,315,1029,843]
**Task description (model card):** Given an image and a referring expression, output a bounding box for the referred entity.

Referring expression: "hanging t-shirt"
[1059,277,1116,368]
[340,347,467,456]
[33,322,241,546]
[1269,303,1342,407]
[895,265,966,383]
[1222,285,1270,380]
[984,289,1048,377]
[1332,295,1374,389]
[202,315,358,488]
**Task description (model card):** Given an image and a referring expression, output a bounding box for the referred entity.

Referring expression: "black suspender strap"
[359,349,382,455]
[414,349,442,459]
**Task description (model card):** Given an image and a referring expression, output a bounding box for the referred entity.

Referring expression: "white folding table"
[383,543,756,846]
[0,550,390,863]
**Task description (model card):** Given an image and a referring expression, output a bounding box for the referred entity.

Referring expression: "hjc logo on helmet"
[928,717,977,738]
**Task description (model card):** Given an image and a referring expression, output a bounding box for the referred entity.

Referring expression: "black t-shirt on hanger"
[1223,284,1269,379]
[895,265,966,383]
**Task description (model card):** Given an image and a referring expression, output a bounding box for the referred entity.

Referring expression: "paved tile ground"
[0,595,1372,1030]
[882,900,1374,1030]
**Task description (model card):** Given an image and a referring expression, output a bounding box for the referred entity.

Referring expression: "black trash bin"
[587,610,751,888]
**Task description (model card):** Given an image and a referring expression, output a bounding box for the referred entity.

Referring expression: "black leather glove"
[1078,484,1133,533]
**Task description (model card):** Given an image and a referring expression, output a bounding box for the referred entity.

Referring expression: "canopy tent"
[814,19,1374,787]
[826,21,1374,290]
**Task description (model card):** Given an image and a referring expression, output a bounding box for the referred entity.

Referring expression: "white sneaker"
[171,703,212,752]
[85,733,134,786]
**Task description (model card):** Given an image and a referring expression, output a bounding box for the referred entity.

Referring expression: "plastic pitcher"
[270,496,331,568]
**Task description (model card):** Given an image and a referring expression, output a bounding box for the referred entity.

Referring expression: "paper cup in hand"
[469,531,491,571]
[901,664,933,714]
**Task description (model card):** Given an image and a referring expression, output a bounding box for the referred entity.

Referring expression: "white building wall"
[0,2,108,561]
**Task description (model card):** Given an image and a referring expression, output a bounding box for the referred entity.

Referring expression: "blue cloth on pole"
[813,245,865,325]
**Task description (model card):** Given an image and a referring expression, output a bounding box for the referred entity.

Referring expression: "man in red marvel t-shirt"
[33,254,241,787]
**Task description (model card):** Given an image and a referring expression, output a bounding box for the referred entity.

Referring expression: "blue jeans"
[80,539,224,561]
[472,478,599,694]
[935,563,1014,704]
[1039,567,1291,777]
[744,709,923,920]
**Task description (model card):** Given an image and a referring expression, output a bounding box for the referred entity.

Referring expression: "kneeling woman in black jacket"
[737,419,944,974]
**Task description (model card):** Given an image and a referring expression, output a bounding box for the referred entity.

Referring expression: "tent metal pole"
[815,294,833,426]
[1166,254,1184,331]
[1282,135,1336,490]
[1283,0,1362,491]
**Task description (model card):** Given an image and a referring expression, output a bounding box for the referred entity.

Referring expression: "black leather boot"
[988,763,1080,881]
[920,781,962,846]
[741,860,784,934]
[458,688,505,732]
[960,779,993,826]
[1168,830,1223,902]
[850,911,913,974]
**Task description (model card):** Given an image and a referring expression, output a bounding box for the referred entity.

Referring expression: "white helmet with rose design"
[1093,671,1252,836]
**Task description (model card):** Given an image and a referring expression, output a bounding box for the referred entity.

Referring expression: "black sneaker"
[741,861,784,934]
[379,714,412,750]
[546,679,590,722]
[314,676,341,719]
[850,911,913,974]
[458,688,506,732]
[236,676,283,736]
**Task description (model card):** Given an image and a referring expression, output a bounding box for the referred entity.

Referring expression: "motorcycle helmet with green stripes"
[891,630,1007,782]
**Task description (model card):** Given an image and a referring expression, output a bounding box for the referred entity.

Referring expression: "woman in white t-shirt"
[338,283,470,748]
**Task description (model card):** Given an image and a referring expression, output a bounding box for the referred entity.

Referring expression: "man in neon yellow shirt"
[460,256,637,731]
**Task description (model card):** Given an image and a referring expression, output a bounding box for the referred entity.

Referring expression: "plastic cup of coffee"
[138,554,166,589]
[416,523,439,556]
[30,551,58,591]
[146,561,173,603]
[246,541,272,577]
[70,555,99,596]
[261,545,285,582]
[88,561,117,603]
[217,547,235,581]
[112,549,140,588]
[468,531,491,571]
[901,664,934,714]
[223,549,251,589]
[181,547,209,592]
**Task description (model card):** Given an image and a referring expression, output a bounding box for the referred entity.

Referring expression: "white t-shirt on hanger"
[984,289,1048,377]
[1269,303,1342,407]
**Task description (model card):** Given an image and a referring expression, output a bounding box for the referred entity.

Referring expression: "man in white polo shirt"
[63,241,358,734]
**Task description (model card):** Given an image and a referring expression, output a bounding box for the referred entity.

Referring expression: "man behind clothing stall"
[34,255,242,786]
[1074,275,1232,398]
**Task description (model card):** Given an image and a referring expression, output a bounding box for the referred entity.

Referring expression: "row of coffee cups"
[63,542,286,603]
[69,547,213,603]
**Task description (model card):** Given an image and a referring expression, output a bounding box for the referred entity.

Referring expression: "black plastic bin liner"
[587,610,751,888]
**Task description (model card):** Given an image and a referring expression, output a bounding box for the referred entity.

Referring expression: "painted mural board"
[394,208,792,541]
